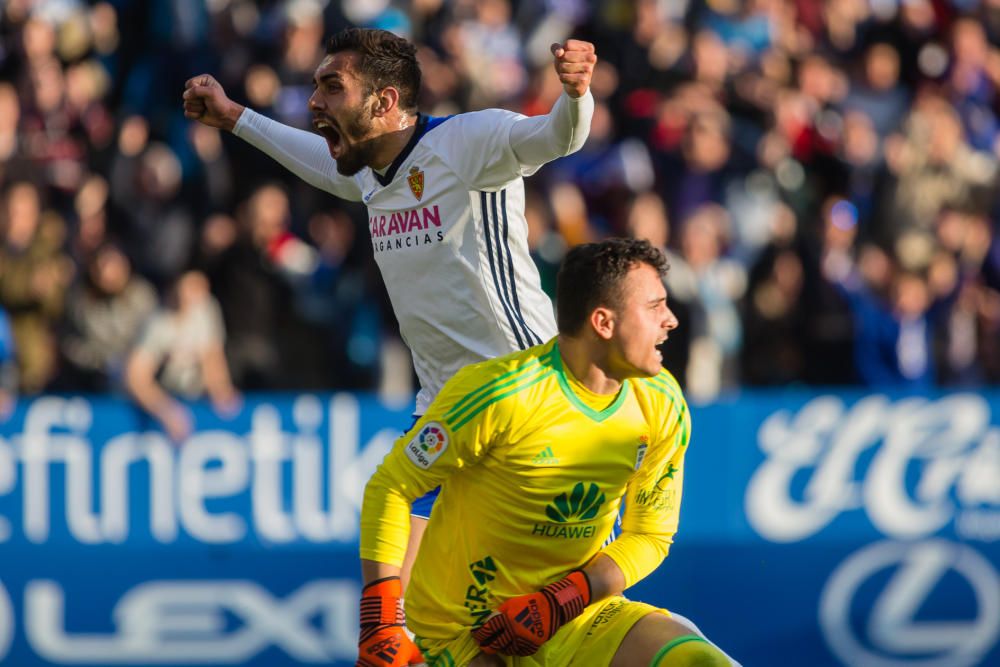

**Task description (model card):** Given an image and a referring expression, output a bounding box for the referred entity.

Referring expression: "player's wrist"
[220,102,246,133]
[357,576,424,665]
[567,569,592,605]
[359,576,405,633]
[542,570,591,624]
[362,576,403,597]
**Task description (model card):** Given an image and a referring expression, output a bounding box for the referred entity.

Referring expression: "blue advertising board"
[0,391,997,666]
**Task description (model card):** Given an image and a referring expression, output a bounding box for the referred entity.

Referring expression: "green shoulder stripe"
[645,371,681,392]
[676,405,690,447]
[445,349,555,423]
[641,376,683,403]
[445,369,554,431]
[641,377,690,447]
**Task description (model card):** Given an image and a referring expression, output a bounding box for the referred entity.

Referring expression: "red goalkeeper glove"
[357,577,425,667]
[471,570,591,656]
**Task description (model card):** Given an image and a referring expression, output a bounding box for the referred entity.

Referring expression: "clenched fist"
[550,40,597,99]
[182,74,245,132]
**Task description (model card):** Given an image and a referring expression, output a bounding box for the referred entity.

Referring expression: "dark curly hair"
[326,28,421,112]
[556,238,669,335]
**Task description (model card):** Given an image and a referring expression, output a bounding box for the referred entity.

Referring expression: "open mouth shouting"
[655,333,668,361]
[313,116,345,159]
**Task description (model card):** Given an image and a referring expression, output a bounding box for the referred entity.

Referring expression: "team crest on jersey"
[405,421,448,469]
[407,166,424,200]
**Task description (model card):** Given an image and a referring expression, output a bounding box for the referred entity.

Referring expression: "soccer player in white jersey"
[182,27,595,583]
[184,29,739,667]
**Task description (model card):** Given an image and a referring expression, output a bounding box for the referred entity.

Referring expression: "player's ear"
[373,86,399,117]
[590,307,615,340]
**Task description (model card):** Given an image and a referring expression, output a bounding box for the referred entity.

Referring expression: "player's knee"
[650,635,730,667]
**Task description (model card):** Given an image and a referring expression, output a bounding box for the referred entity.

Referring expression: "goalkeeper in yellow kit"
[357,239,732,666]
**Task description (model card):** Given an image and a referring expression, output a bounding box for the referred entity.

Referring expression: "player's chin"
[644,350,664,376]
[631,357,661,378]
[335,153,365,176]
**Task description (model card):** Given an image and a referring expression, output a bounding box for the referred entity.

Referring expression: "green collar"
[553,341,629,422]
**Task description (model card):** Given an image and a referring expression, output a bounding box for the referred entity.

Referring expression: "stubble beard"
[334,108,378,176]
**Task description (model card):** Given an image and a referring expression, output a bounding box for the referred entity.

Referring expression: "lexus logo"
[819,540,1000,667]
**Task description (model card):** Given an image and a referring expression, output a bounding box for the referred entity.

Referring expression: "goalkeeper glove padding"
[471,570,591,656]
[357,577,425,667]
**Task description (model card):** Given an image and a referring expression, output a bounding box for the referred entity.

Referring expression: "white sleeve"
[433,91,593,189]
[508,90,594,174]
[232,109,364,201]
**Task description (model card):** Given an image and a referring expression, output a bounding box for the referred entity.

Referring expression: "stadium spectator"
[185,122,235,218]
[825,243,960,389]
[195,186,323,390]
[125,270,238,443]
[881,94,997,246]
[0,83,31,186]
[296,208,385,390]
[0,181,72,393]
[741,205,808,386]
[801,197,861,385]
[69,174,111,265]
[0,0,998,396]
[111,140,195,286]
[843,41,910,138]
[676,204,746,400]
[58,241,157,392]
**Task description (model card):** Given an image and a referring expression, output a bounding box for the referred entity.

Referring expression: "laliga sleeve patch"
[404,422,449,469]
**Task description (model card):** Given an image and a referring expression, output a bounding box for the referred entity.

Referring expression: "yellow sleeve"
[359,364,504,566]
[600,387,690,588]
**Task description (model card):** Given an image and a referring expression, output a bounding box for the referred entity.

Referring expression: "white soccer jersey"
[234,93,593,413]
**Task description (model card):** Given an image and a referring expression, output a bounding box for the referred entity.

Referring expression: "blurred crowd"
[2,0,1000,425]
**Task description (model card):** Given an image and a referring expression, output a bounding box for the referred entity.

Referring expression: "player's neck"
[556,335,622,396]
[369,112,419,171]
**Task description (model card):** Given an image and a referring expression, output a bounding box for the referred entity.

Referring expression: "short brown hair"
[326,28,421,112]
[556,238,669,335]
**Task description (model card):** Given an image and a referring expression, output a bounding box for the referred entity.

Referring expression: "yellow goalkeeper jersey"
[360,337,690,641]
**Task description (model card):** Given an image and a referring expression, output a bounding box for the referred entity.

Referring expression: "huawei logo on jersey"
[408,166,424,200]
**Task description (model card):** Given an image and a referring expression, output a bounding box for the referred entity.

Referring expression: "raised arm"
[125,343,191,444]
[432,41,596,189]
[182,74,363,201]
[507,41,596,168]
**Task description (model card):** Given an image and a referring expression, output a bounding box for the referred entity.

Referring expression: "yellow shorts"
[414,597,669,667]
